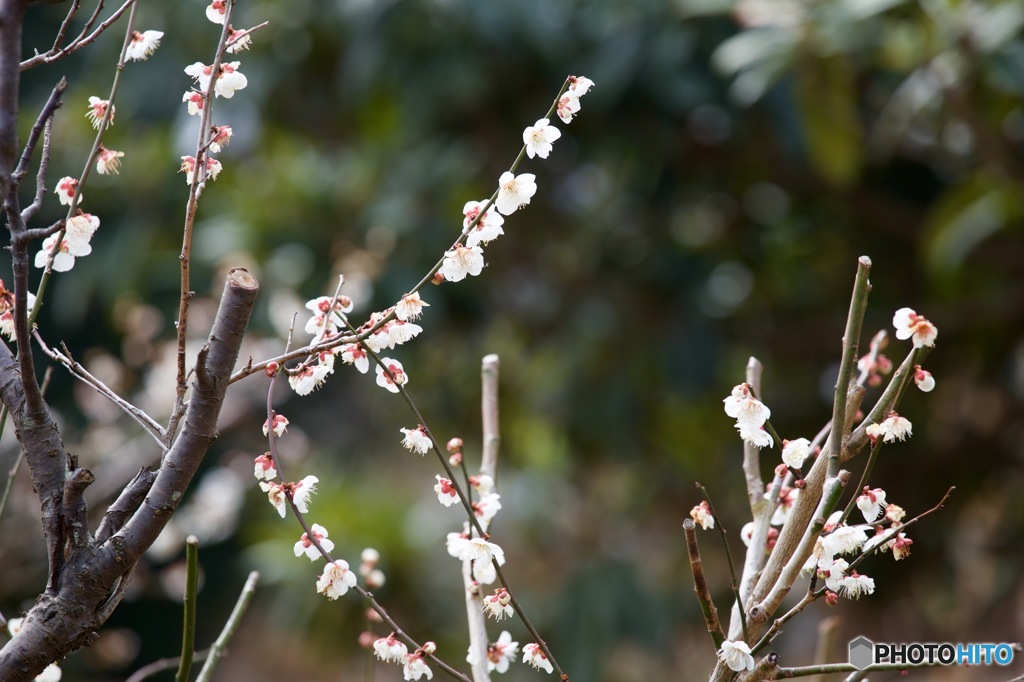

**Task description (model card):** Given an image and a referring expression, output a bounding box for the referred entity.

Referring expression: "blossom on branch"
[206,1,226,24]
[467,630,519,674]
[913,365,935,392]
[523,118,561,159]
[856,487,887,523]
[718,640,755,672]
[317,559,356,600]
[340,344,369,373]
[781,437,811,469]
[184,61,248,98]
[440,245,484,282]
[263,413,289,438]
[209,125,233,153]
[55,177,81,206]
[892,307,937,348]
[125,30,164,61]
[180,155,222,184]
[472,493,502,530]
[400,426,432,455]
[95,146,124,175]
[495,172,537,215]
[462,200,505,248]
[723,383,771,429]
[253,452,276,480]
[183,91,205,116]
[690,500,714,530]
[434,475,459,507]
[85,97,114,129]
[483,588,513,620]
[522,643,554,674]
[288,363,333,395]
[866,411,912,444]
[294,523,334,561]
[402,651,433,681]
[226,26,253,53]
[374,633,408,663]
[395,292,428,321]
[375,358,407,393]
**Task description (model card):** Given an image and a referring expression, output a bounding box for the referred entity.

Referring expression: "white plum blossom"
[568,75,595,97]
[184,61,247,98]
[374,633,408,663]
[446,531,470,559]
[467,630,519,674]
[819,524,870,568]
[890,532,914,561]
[263,413,289,438]
[718,640,755,672]
[305,295,353,338]
[434,475,459,507]
[472,493,502,530]
[35,221,95,272]
[522,118,561,159]
[395,292,428,321]
[690,501,715,530]
[556,93,580,124]
[291,475,319,513]
[85,97,113,129]
[462,200,505,248]
[340,344,369,373]
[737,424,773,449]
[375,358,407,393]
[495,172,537,215]
[483,589,514,620]
[867,411,912,444]
[455,537,505,567]
[258,480,287,517]
[209,125,233,153]
[839,571,875,599]
[294,523,334,561]
[226,26,253,53]
[723,383,771,429]
[253,453,276,481]
[402,652,433,681]
[365,323,393,353]
[823,558,849,592]
[400,426,432,455]
[288,363,333,395]
[440,244,484,282]
[125,30,163,61]
[892,307,937,348]
[317,559,357,600]
[55,177,80,206]
[522,643,554,674]
[180,155,222,184]
[856,487,887,523]
[206,0,226,24]
[914,365,935,392]
[183,91,205,116]
[95,147,124,175]
[469,474,494,497]
[781,437,811,469]
[389,320,423,347]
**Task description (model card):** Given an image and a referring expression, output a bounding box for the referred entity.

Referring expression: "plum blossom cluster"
[34,209,99,273]
[373,634,436,681]
[179,6,251,185]
[723,382,773,449]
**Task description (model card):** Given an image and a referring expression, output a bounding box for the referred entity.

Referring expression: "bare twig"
[194,571,259,682]
[174,536,200,682]
[696,482,746,641]
[684,518,726,649]
[20,0,138,71]
[126,650,210,682]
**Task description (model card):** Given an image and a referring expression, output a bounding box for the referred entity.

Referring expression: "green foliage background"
[3,0,1023,680]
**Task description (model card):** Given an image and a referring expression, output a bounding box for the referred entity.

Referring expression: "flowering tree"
[687,259,961,680]
[0,1,596,680]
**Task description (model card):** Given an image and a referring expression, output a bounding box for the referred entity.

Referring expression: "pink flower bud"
[825,591,839,606]
[265,362,279,377]
[446,437,463,453]
[448,452,462,466]
[358,631,376,649]
[794,479,806,489]
[422,641,437,654]
[431,272,444,285]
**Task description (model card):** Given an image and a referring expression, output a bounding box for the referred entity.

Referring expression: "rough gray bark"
[0,269,259,682]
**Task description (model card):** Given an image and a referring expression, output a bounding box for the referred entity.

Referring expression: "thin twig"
[696,482,747,641]
[175,535,200,682]
[683,518,726,649]
[20,0,138,71]
[194,571,260,682]
[125,650,210,682]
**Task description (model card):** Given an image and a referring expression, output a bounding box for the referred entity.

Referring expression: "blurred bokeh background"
[3,0,1024,680]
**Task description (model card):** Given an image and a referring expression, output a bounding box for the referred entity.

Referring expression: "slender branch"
[174,536,200,682]
[20,0,138,71]
[33,332,166,447]
[126,650,210,682]
[14,78,65,224]
[170,0,237,439]
[229,77,575,386]
[683,518,726,649]
[696,482,746,641]
[770,660,945,678]
[194,571,259,682]
[827,256,872,479]
[94,467,156,544]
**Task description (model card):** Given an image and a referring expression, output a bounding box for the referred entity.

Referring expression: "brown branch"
[94,467,155,544]
[684,518,726,649]
[20,0,138,71]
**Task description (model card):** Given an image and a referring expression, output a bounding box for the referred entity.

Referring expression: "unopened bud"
[361,547,380,566]
[431,272,444,285]
[825,591,839,606]
[422,641,437,654]
[774,463,788,478]
[265,361,279,377]
[446,437,463,453]
[496,588,511,606]
[794,479,806,489]
[448,452,462,467]
[358,631,376,649]
[367,608,383,623]
[467,580,480,596]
